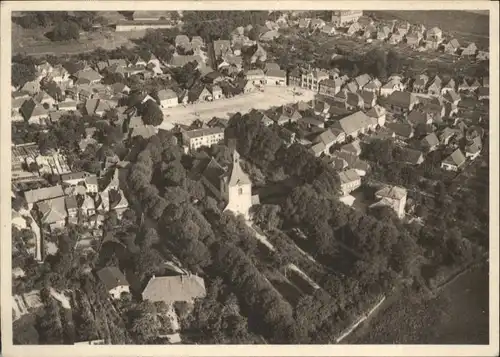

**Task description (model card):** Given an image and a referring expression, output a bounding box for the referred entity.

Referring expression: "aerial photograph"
[9,9,490,346]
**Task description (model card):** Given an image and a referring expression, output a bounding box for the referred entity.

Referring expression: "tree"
[163,161,187,186]
[51,21,81,41]
[386,50,401,76]
[250,204,281,231]
[128,301,162,344]
[142,99,164,126]
[12,62,37,88]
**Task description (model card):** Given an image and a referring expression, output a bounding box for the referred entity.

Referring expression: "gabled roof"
[447,39,460,49]
[339,169,360,184]
[142,274,206,304]
[387,91,417,108]
[157,88,178,101]
[25,185,65,204]
[97,267,129,291]
[407,110,430,126]
[376,185,407,200]
[313,128,337,146]
[444,90,461,102]
[399,148,424,165]
[386,122,413,138]
[427,26,442,35]
[443,149,466,167]
[37,196,67,225]
[335,111,373,136]
[354,74,371,89]
[20,99,48,120]
[74,68,102,82]
[421,132,440,147]
[366,105,386,118]
[266,69,286,79]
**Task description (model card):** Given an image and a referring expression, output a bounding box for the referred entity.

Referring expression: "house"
[310,128,344,156]
[346,92,364,110]
[426,76,442,96]
[313,100,331,117]
[386,122,414,141]
[57,100,78,112]
[35,196,68,230]
[377,26,392,41]
[245,69,266,86]
[288,68,302,87]
[388,33,404,44]
[321,23,336,35]
[412,74,429,93]
[85,175,99,193]
[60,171,94,186]
[354,74,371,90]
[339,169,361,195]
[182,128,225,152]
[34,91,57,108]
[299,116,325,129]
[260,30,280,42]
[274,125,296,147]
[386,91,418,115]
[363,78,382,93]
[341,140,362,156]
[441,79,456,95]
[73,68,102,85]
[477,87,489,101]
[188,85,214,103]
[310,18,326,30]
[362,24,377,39]
[406,31,423,48]
[441,149,466,171]
[209,85,223,100]
[370,185,407,219]
[97,267,130,300]
[142,274,206,305]
[65,195,78,222]
[157,89,179,108]
[24,185,64,207]
[331,10,363,27]
[20,80,41,95]
[269,105,302,125]
[457,78,473,92]
[461,42,477,57]
[421,132,440,152]
[129,56,148,68]
[426,27,443,42]
[407,110,432,127]
[265,69,287,86]
[301,69,329,92]
[360,90,377,109]
[444,39,460,54]
[298,18,311,29]
[214,40,232,59]
[319,78,343,97]
[439,127,456,145]
[20,99,49,124]
[347,22,362,36]
[397,148,424,165]
[366,105,386,127]
[380,78,405,97]
[443,90,461,106]
[465,136,482,160]
[477,51,489,61]
[332,111,377,139]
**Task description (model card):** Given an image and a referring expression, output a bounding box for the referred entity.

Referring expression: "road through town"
[159,86,316,129]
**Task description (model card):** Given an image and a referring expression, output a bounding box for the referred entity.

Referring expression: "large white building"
[182,128,225,152]
[331,10,363,27]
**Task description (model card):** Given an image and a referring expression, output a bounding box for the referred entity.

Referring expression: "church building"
[190,150,258,219]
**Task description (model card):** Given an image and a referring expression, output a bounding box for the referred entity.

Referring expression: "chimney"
[152,274,156,280]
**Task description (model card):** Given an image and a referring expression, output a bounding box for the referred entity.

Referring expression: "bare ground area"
[160,86,316,129]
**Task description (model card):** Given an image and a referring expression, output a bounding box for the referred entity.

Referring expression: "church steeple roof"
[227,150,251,187]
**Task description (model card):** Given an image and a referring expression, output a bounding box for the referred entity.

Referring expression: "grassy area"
[346,262,489,344]
[12,22,139,56]
[367,10,489,49]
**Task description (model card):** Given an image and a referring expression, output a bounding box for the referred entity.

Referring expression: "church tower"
[221,150,253,219]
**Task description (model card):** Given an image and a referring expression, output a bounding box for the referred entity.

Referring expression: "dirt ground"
[159,86,317,129]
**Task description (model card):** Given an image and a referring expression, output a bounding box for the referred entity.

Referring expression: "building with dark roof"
[97,267,130,300]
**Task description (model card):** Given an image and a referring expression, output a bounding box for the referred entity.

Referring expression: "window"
[238,188,243,195]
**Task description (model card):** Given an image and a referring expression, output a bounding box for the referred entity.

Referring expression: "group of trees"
[181,11,269,41]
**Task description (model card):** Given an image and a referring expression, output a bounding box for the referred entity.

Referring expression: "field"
[159,86,316,129]
[367,10,490,49]
[345,263,489,344]
[12,23,140,57]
